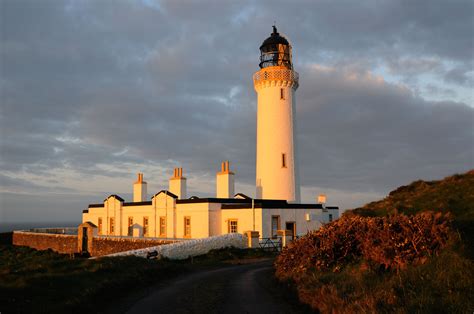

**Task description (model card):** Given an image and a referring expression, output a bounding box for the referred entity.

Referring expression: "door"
[285,222,296,240]
[82,227,88,252]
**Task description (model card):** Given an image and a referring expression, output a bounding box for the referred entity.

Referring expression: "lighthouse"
[254,26,300,202]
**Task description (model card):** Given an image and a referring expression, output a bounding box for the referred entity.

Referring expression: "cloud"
[1,0,473,221]
[296,65,473,192]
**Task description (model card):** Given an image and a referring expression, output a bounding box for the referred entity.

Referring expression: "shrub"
[274,212,473,313]
[275,212,453,279]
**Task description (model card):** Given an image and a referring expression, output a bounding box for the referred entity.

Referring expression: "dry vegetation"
[275,170,474,313]
[0,246,273,313]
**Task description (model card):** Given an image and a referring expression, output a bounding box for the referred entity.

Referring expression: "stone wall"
[13,231,78,254]
[12,230,176,256]
[91,237,177,256]
[105,233,246,260]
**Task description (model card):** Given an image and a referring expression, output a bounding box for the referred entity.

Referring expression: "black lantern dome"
[259,26,292,69]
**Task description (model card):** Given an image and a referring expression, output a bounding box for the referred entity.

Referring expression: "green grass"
[0,245,274,313]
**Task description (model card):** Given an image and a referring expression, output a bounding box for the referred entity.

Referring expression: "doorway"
[82,227,88,252]
[285,221,296,240]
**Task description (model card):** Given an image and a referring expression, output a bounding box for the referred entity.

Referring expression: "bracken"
[275,211,453,280]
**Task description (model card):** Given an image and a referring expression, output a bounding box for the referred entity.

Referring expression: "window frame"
[280,88,285,100]
[128,216,133,236]
[159,216,166,237]
[282,153,287,168]
[184,216,191,238]
[228,219,238,234]
[109,217,115,234]
[271,215,280,239]
[143,216,149,237]
[98,217,102,235]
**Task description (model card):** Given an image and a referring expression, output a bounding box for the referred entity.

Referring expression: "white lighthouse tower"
[254,26,300,202]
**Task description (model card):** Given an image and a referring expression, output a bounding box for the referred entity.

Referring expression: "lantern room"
[259,26,293,69]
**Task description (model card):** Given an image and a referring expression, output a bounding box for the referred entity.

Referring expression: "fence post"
[277,229,293,248]
[244,231,260,248]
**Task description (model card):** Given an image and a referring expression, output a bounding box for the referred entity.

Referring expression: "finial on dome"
[272,25,277,34]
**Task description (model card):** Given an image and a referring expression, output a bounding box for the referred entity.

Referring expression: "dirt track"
[123,259,312,314]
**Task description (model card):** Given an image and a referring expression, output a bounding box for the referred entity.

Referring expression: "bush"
[274,212,474,313]
[276,212,453,278]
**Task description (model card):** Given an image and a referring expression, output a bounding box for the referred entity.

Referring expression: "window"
[271,215,280,238]
[98,218,102,235]
[282,153,287,168]
[128,217,133,236]
[159,216,166,237]
[109,217,115,234]
[143,217,149,237]
[228,219,238,233]
[329,214,333,222]
[184,216,191,238]
[280,88,284,100]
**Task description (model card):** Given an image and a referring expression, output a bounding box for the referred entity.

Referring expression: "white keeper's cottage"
[82,26,339,240]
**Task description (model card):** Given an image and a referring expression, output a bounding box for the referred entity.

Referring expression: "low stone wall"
[12,230,176,256]
[13,231,78,254]
[104,233,246,260]
[91,237,177,257]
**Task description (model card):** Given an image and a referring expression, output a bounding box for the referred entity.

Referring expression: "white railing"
[22,227,78,235]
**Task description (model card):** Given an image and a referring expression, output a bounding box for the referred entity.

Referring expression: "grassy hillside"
[350,170,474,218]
[349,169,474,257]
[275,170,474,313]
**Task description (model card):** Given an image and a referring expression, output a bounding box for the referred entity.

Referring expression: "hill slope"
[349,169,474,256]
[350,170,474,219]
[275,170,474,313]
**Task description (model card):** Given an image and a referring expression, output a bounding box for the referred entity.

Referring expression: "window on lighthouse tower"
[282,153,287,168]
[280,88,284,100]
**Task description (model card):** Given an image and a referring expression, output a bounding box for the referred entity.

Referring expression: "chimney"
[133,173,147,202]
[317,194,327,205]
[216,161,235,198]
[169,167,187,199]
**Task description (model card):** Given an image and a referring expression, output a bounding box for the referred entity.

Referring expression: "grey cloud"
[1,0,473,221]
[444,66,474,86]
[297,66,473,191]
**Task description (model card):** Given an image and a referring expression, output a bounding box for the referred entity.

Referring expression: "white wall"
[216,173,234,198]
[83,197,338,240]
[220,208,263,236]
[133,182,147,202]
[104,233,246,260]
[254,66,300,202]
[175,202,210,238]
[260,208,326,238]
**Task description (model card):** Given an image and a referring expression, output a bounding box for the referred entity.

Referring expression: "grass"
[275,170,474,313]
[0,244,275,313]
[294,249,473,313]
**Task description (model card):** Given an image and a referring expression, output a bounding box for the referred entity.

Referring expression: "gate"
[259,237,282,252]
[82,227,88,252]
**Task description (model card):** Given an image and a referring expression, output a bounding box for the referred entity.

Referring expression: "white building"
[82,27,339,240]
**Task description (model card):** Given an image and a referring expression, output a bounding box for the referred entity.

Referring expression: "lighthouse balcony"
[253,67,299,90]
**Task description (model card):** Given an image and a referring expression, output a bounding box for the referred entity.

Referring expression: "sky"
[1,0,473,223]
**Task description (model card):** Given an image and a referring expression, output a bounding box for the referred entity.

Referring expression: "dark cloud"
[297,65,473,191]
[1,0,473,221]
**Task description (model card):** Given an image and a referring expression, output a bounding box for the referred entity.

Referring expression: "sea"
[0,222,78,233]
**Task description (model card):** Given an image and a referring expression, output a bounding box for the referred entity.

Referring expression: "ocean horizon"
[0,222,79,233]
